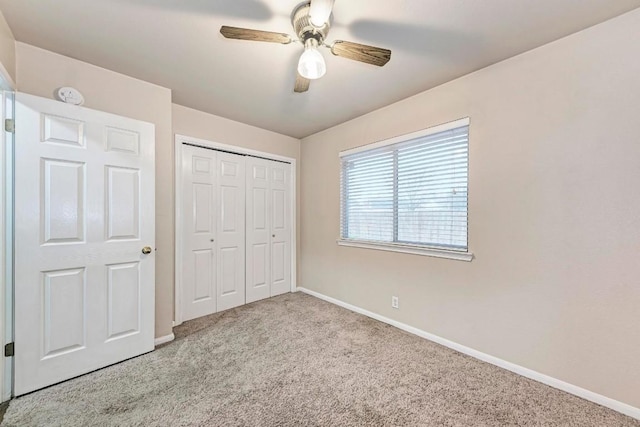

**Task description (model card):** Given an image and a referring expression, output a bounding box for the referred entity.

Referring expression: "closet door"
[181,145,217,321]
[270,162,291,297]
[216,152,246,311]
[246,158,270,303]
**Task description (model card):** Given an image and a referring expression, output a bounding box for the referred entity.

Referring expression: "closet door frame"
[173,135,297,326]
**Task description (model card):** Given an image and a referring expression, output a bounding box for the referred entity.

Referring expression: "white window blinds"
[340,120,469,251]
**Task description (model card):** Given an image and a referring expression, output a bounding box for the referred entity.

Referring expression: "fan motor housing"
[292,2,330,44]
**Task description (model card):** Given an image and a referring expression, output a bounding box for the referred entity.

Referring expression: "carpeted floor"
[1,292,638,426]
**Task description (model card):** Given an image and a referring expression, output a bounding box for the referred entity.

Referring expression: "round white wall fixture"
[56,87,84,105]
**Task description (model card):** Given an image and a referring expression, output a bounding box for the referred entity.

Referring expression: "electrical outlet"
[391,296,399,309]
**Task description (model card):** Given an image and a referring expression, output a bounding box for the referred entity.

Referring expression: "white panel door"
[14,93,155,395]
[270,161,291,297]
[246,159,292,300]
[216,152,245,311]
[216,152,246,311]
[245,158,270,304]
[180,144,217,321]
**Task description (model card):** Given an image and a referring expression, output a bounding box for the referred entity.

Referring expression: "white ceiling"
[1,1,639,138]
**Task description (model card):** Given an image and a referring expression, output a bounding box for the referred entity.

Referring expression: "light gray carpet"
[2,292,638,426]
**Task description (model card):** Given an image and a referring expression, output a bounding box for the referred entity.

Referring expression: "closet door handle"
[272,234,275,238]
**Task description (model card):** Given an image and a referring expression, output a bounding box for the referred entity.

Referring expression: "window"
[339,118,471,260]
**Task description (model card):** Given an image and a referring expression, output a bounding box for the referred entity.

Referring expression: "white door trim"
[174,134,297,326]
[0,78,15,402]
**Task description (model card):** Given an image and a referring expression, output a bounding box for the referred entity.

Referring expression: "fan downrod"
[292,2,331,46]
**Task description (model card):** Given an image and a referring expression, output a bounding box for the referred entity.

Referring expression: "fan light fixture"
[308,0,335,27]
[298,39,326,80]
[219,0,391,93]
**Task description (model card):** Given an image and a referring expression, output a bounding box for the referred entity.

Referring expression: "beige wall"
[16,43,174,338]
[0,10,15,85]
[300,9,640,409]
[173,104,300,160]
[172,103,302,284]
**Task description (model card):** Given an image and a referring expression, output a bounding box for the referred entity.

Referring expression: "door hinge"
[4,342,14,357]
[4,118,14,133]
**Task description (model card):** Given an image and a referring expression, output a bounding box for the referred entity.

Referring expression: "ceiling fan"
[220,0,391,93]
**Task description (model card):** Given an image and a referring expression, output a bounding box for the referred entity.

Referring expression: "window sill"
[336,239,474,262]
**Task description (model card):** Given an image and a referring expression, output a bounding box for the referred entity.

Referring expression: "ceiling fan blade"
[330,41,391,67]
[294,73,310,93]
[220,26,292,44]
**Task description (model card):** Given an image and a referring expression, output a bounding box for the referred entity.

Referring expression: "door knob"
[141,246,152,255]
[272,234,275,238]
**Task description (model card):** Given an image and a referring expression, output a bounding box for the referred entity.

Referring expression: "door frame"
[173,134,297,326]
[0,74,15,402]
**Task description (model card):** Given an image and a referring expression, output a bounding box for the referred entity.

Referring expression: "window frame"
[338,117,473,262]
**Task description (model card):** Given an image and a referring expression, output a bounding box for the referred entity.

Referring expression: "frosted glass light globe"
[298,44,326,80]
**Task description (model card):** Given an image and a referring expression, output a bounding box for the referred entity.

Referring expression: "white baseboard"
[154,333,175,346]
[297,286,640,421]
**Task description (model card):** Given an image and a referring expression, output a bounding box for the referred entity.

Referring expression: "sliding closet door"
[270,162,291,297]
[216,152,246,311]
[181,145,217,321]
[246,158,271,303]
